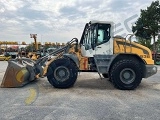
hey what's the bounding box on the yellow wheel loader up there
[1,21,157,90]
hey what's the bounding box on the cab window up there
[97,24,111,45]
[82,25,97,50]
[97,29,105,44]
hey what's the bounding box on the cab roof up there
[89,21,114,25]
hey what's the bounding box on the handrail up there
[124,30,137,53]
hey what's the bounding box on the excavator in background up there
[1,21,157,90]
[27,35,60,60]
[27,34,41,60]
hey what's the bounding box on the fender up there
[63,53,80,68]
[107,53,146,76]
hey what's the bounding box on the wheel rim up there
[120,68,135,84]
[54,66,70,82]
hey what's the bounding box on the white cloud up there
[0,0,24,11]
[0,8,5,13]
[0,0,154,43]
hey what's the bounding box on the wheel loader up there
[1,21,157,90]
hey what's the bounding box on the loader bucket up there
[1,59,36,88]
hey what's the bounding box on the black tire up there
[102,73,108,78]
[47,58,78,88]
[110,59,142,90]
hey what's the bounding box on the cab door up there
[80,24,97,57]
[95,24,113,55]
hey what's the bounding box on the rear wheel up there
[47,58,78,88]
[110,59,142,90]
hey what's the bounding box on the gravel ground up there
[0,61,160,120]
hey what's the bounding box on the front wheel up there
[110,59,142,90]
[47,58,78,88]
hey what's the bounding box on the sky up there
[0,0,154,44]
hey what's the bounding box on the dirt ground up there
[0,61,160,120]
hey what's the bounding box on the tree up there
[132,0,160,61]
[136,37,152,49]
[157,34,160,52]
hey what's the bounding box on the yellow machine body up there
[113,38,154,65]
[63,38,155,71]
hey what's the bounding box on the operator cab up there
[80,21,114,57]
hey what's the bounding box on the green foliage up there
[132,0,160,52]
[136,37,152,49]
[157,37,160,52]
[132,17,152,39]
[140,0,160,36]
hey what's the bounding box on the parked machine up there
[27,34,41,60]
[1,21,157,90]
[0,52,11,61]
